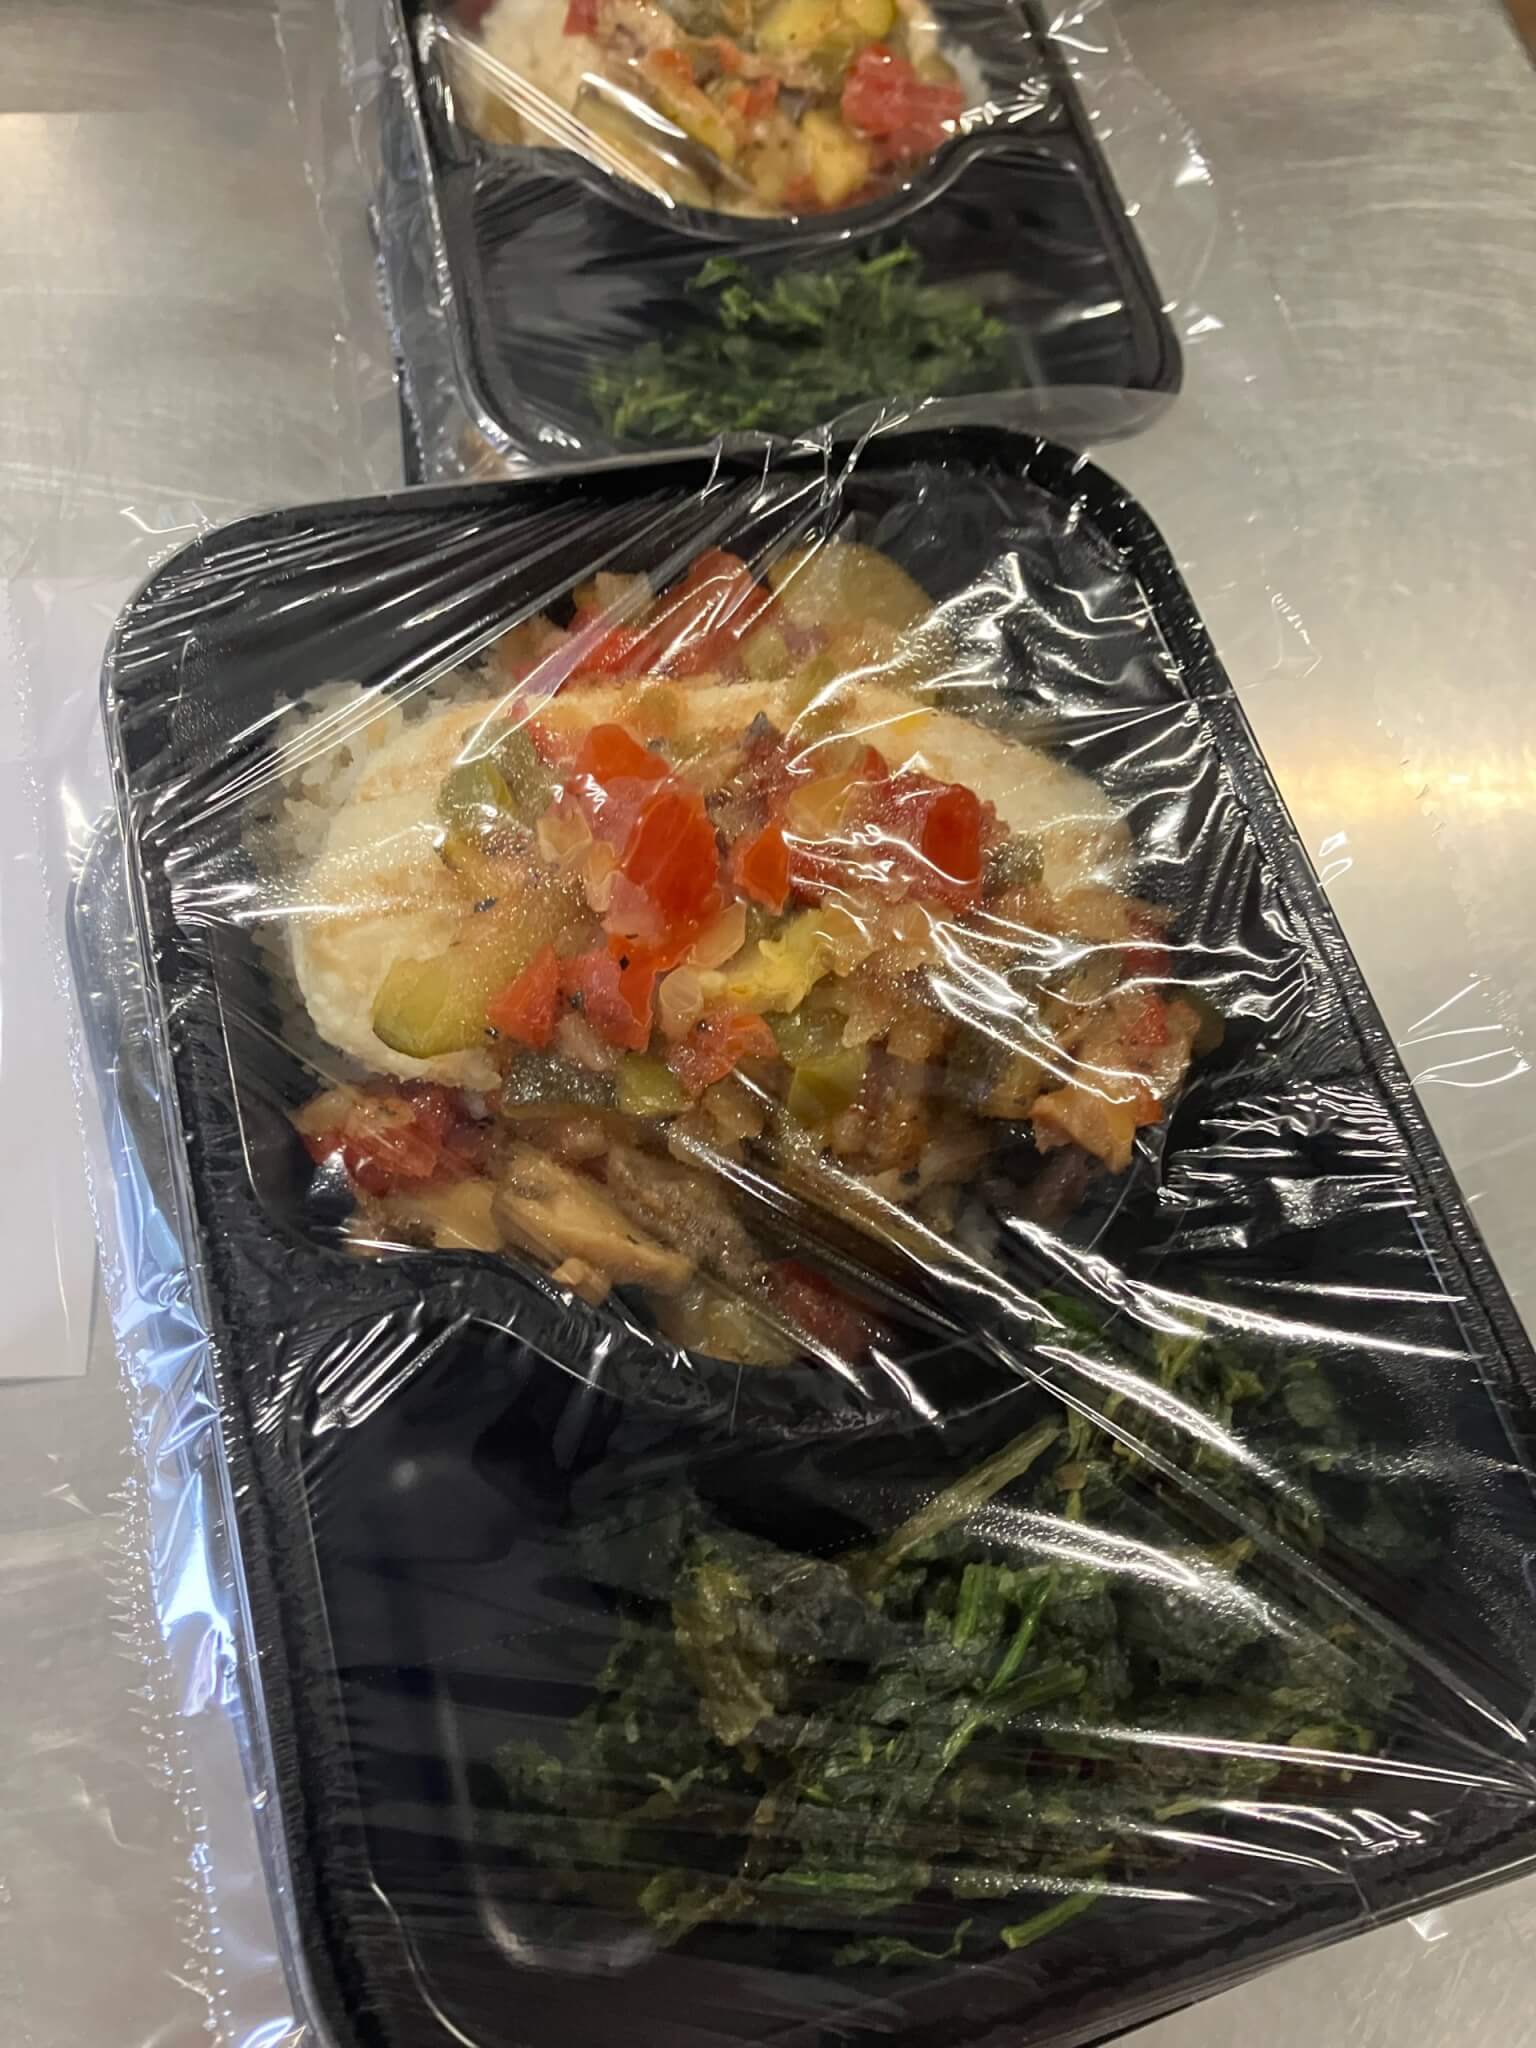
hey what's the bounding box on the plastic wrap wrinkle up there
[84,429,1536,2048]
[66,820,307,2048]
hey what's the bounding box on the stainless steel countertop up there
[1,1,1533,2043]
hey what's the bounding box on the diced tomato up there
[569,722,670,845]
[1122,941,1171,980]
[440,1120,493,1176]
[567,609,650,680]
[562,0,598,33]
[710,35,746,73]
[559,946,655,1052]
[769,1260,873,1362]
[514,716,570,767]
[574,722,669,787]
[685,546,774,622]
[301,1083,475,1197]
[609,782,722,946]
[872,770,984,909]
[638,549,774,678]
[914,778,984,906]
[486,945,561,1050]
[664,626,742,679]
[727,75,779,120]
[733,819,791,913]
[667,1008,778,1096]
[1122,990,1170,1052]
[781,758,983,911]
[1122,908,1170,981]
[840,44,964,159]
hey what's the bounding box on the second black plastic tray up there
[380,0,1181,467]
[102,431,1536,2048]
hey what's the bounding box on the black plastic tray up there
[102,431,1536,2048]
[382,0,1181,466]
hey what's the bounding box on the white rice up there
[473,0,600,142]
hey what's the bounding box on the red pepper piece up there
[486,945,561,1049]
[559,946,655,1051]
[667,1008,777,1096]
[610,782,722,945]
[733,819,791,912]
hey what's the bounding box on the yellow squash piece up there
[841,0,896,32]
[725,906,866,1015]
[799,109,873,209]
[642,55,739,166]
[574,85,715,207]
[758,0,845,53]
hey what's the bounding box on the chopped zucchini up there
[1187,989,1227,1055]
[500,1053,615,1116]
[986,833,1045,896]
[438,757,514,839]
[616,1054,690,1117]
[372,920,533,1058]
[787,1046,867,1126]
[985,1049,1050,1120]
[769,1002,847,1064]
[642,57,739,165]
[436,725,550,849]
[724,906,848,1014]
[740,625,794,682]
[574,85,715,207]
[490,725,553,817]
[372,878,574,1058]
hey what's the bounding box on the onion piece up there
[657,965,725,1041]
[688,900,748,971]
[536,798,593,871]
[581,839,619,914]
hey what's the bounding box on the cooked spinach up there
[588,245,1010,444]
[489,1302,1428,1965]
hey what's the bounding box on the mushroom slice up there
[492,1145,694,1300]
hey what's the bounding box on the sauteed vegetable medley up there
[454,0,981,216]
[290,539,1211,1363]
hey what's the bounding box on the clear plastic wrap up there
[329,0,1198,473]
[89,429,1536,2048]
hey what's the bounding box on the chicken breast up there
[288,698,512,1090]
